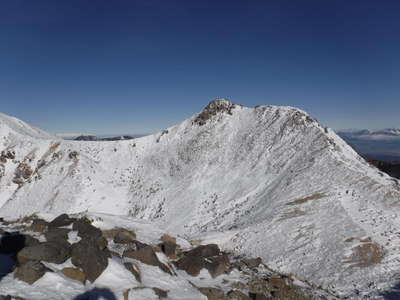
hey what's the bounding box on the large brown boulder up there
[113,228,136,244]
[205,254,230,278]
[71,236,109,283]
[48,214,75,228]
[14,261,48,284]
[185,244,220,258]
[159,241,177,259]
[123,241,172,275]
[17,241,71,265]
[44,228,70,242]
[122,241,160,267]
[72,218,102,239]
[61,267,86,283]
[175,256,205,277]
[29,219,48,233]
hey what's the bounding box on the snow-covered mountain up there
[1,99,400,298]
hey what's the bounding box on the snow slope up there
[1,100,400,298]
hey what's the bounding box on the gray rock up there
[242,257,262,269]
[48,214,75,228]
[44,228,70,242]
[185,244,220,258]
[17,241,71,264]
[205,254,230,278]
[14,261,48,284]
[71,237,109,282]
[72,218,102,239]
[123,241,160,267]
[175,255,205,277]
[113,228,136,244]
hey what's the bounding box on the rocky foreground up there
[0,213,337,300]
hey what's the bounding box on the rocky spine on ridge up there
[193,98,236,126]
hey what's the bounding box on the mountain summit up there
[0,100,399,298]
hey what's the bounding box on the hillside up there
[1,99,400,298]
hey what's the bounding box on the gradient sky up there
[1,0,399,134]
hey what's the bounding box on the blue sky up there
[1,0,399,134]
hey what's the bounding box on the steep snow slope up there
[1,100,400,298]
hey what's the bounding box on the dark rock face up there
[113,228,136,244]
[159,240,177,259]
[72,218,102,239]
[186,244,220,258]
[242,257,262,269]
[29,219,48,233]
[205,254,230,278]
[44,228,70,242]
[193,99,236,126]
[14,261,48,284]
[175,256,205,277]
[71,236,109,283]
[61,267,86,283]
[17,241,71,265]
[48,214,75,228]
[123,241,160,267]
[122,241,172,275]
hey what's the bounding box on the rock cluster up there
[0,214,335,300]
[193,99,236,126]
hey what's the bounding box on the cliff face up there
[1,100,400,298]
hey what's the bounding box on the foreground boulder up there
[123,241,160,267]
[186,244,220,258]
[175,255,205,277]
[14,261,48,284]
[48,214,75,228]
[17,241,71,264]
[61,267,86,283]
[71,235,109,282]
[44,227,70,242]
[123,241,172,274]
[29,219,48,233]
[72,218,102,239]
[113,228,136,244]
[205,254,230,278]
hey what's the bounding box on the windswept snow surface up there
[1,100,400,298]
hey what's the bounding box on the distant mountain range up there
[56,133,147,141]
[337,128,400,162]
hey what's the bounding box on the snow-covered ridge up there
[0,99,400,298]
[0,113,56,140]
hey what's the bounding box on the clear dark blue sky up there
[1,0,399,134]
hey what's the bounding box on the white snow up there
[1,100,400,298]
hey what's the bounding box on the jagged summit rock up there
[0,100,399,298]
[194,98,236,125]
